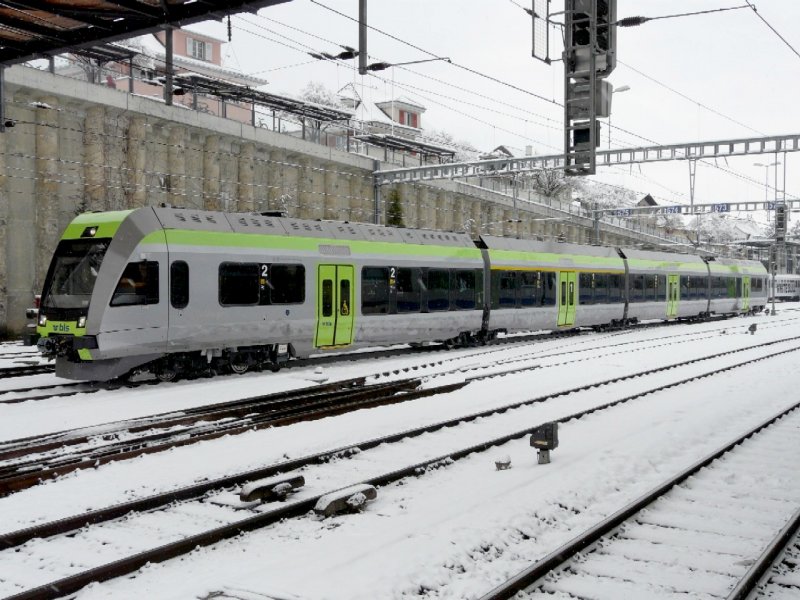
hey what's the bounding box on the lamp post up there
[608,85,630,150]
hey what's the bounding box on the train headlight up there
[77,316,86,328]
[38,314,47,327]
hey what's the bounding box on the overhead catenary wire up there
[744,0,800,61]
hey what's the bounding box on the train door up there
[315,264,355,348]
[557,271,577,327]
[666,274,679,318]
[742,276,751,311]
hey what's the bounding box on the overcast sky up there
[185,0,800,220]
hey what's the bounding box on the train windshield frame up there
[40,238,111,318]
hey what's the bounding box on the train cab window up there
[594,274,608,303]
[452,270,477,310]
[362,267,391,314]
[427,269,450,311]
[111,261,159,306]
[266,264,305,304]
[542,272,557,306]
[579,273,594,305]
[492,271,517,309]
[170,261,189,309]
[219,263,259,306]
[518,272,540,307]
[396,268,422,313]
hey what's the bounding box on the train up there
[35,207,768,382]
[768,274,800,301]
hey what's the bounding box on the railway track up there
[1,339,799,599]
[2,329,797,495]
[477,403,800,600]
[0,364,54,379]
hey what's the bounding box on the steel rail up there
[476,403,800,600]
[3,344,800,600]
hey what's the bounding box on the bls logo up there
[54,323,71,332]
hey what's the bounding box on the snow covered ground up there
[0,307,799,599]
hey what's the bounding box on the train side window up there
[268,264,305,304]
[608,274,623,303]
[736,278,743,297]
[452,269,476,310]
[645,274,657,301]
[362,267,391,314]
[340,280,350,315]
[727,277,736,298]
[579,273,594,305]
[474,269,485,308]
[656,275,666,300]
[518,271,539,307]
[219,262,259,306]
[396,267,422,313]
[111,261,159,307]
[680,276,690,300]
[594,274,608,303]
[542,272,556,306]
[322,279,333,317]
[492,271,517,309]
[427,269,450,311]
[170,261,189,309]
[632,275,645,302]
[752,278,762,292]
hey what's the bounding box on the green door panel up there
[557,271,577,327]
[315,264,355,348]
[742,276,751,311]
[667,274,679,318]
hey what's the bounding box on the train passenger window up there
[727,277,736,298]
[268,264,305,304]
[427,269,450,311]
[111,261,160,307]
[492,271,517,309]
[518,272,539,307]
[219,263,259,306]
[170,261,189,309]
[322,279,333,317]
[594,274,608,303]
[736,278,743,297]
[452,270,477,310]
[645,274,657,301]
[656,275,666,300]
[542,272,556,306]
[362,267,391,314]
[579,273,594,305]
[474,270,485,308]
[632,275,645,302]
[396,268,422,313]
[607,274,623,303]
[752,278,762,292]
[680,276,690,300]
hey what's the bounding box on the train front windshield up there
[41,239,110,315]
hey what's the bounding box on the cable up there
[744,1,800,61]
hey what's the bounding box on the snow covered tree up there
[423,129,479,162]
[300,82,342,108]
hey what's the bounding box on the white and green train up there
[36,207,768,381]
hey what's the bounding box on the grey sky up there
[186,0,800,217]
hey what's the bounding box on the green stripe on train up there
[142,229,483,260]
[61,210,135,241]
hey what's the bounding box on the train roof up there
[480,235,625,272]
[153,207,478,249]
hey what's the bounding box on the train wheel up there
[155,364,179,383]
[229,355,249,375]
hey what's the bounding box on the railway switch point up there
[314,484,377,517]
[239,475,305,502]
[530,422,559,465]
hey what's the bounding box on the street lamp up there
[608,85,630,149]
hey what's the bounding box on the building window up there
[187,38,212,62]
